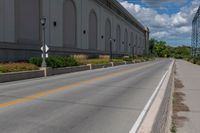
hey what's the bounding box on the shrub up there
[113,56,133,62]
[196,59,200,65]
[29,56,79,68]
[112,58,124,63]
[0,63,39,73]
[123,57,132,62]
[76,58,110,65]
[29,57,42,67]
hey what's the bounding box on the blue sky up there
[118,0,200,46]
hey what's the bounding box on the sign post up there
[40,17,48,68]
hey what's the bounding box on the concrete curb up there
[46,65,90,76]
[0,70,44,83]
[137,60,175,133]
[90,63,113,70]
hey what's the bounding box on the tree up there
[152,41,167,57]
[149,38,157,54]
[149,38,191,58]
[173,46,191,59]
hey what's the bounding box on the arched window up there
[131,32,134,55]
[116,25,121,53]
[124,29,128,53]
[16,0,40,43]
[89,10,98,50]
[63,0,76,48]
[135,35,138,55]
[105,19,111,52]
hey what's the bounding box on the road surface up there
[0,59,171,133]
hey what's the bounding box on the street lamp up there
[40,17,47,68]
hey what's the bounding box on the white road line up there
[129,70,169,133]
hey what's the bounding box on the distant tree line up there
[149,38,191,59]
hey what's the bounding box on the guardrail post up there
[40,67,47,77]
[111,62,114,67]
[87,64,92,70]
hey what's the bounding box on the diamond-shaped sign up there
[41,45,49,53]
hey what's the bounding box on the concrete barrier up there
[126,61,133,64]
[46,65,90,76]
[137,60,175,133]
[113,62,126,66]
[0,70,44,83]
[90,63,113,70]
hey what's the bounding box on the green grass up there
[171,122,177,133]
[0,63,39,73]
[173,96,176,105]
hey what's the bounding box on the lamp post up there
[41,17,47,68]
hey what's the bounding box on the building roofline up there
[98,0,148,32]
[110,0,147,31]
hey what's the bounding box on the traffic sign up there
[41,45,49,53]
[41,53,49,58]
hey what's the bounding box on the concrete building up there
[0,0,149,61]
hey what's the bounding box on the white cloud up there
[142,0,186,6]
[176,26,192,33]
[171,12,188,27]
[119,0,200,45]
[151,31,169,39]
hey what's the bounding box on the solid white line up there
[129,70,169,133]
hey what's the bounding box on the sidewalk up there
[175,60,200,133]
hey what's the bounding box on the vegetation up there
[76,58,110,65]
[149,38,191,59]
[149,38,200,65]
[0,55,154,73]
[0,63,39,73]
[187,56,200,65]
[29,56,79,68]
[76,56,154,65]
[171,122,177,133]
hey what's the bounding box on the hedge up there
[29,56,79,68]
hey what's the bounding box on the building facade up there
[0,0,149,61]
[192,5,200,57]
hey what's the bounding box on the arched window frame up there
[63,0,77,48]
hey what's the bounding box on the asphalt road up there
[0,59,172,133]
